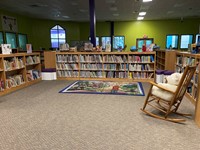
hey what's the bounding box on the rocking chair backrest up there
[172,66,196,104]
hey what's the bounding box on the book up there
[1,44,12,54]
[26,44,32,53]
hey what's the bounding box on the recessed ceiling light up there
[143,0,152,2]
[137,16,144,20]
[139,12,146,16]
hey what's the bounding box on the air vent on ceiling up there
[29,4,40,8]
[29,4,48,8]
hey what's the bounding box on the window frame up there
[0,31,4,45]
[18,33,28,50]
[166,34,179,49]
[180,34,193,49]
[113,35,125,50]
[88,36,100,46]
[50,25,66,49]
[5,32,17,49]
[101,36,111,50]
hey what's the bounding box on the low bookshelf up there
[44,51,156,82]
[0,53,42,96]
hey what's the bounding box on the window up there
[0,32,4,44]
[5,32,17,49]
[166,34,178,49]
[50,25,66,48]
[196,34,200,44]
[113,36,125,49]
[136,38,154,51]
[88,36,99,46]
[180,34,193,49]
[101,36,111,50]
[18,33,28,50]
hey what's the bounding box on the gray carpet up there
[0,80,199,150]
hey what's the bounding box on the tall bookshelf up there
[175,52,199,104]
[52,52,156,82]
[0,53,41,96]
[155,50,176,71]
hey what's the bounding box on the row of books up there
[80,71,105,78]
[79,55,103,63]
[106,71,128,78]
[0,79,4,91]
[56,69,154,79]
[129,72,154,79]
[4,57,24,71]
[80,64,103,70]
[102,55,126,63]
[57,70,79,77]
[56,55,79,63]
[56,63,79,70]
[176,56,195,66]
[56,54,155,63]
[26,70,40,81]
[26,55,40,65]
[5,74,25,89]
[129,64,153,71]
[128,55,154,63]
[56,62,153,72]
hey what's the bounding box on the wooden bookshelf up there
[195,61,200,127]
[175,52,200,127]
[32,50,45,69]
[43,51,156,82]
[0,53,41,96]
[155,50,176,71]
[44,51,56,69]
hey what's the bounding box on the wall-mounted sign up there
[1,15,18,32]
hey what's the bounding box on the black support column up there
[89,0,96,47]
[111,21,114,51]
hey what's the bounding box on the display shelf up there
[52,52,156,82]
[0,53,41,96]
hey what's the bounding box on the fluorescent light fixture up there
[143,0,152,2]
[137,16,144,20]
[139,12,146,16]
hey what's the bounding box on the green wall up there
[0,9,80,50]
[116,19,199,50]
[80,19,200,50]
[0,9,200,51]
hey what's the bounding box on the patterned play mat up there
[59,80,145,96]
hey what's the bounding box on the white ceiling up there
[0,0,200,21]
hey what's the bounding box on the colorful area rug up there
[59,81,145,96]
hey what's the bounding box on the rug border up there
[59,80,145,96]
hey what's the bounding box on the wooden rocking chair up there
[141,65,196,123]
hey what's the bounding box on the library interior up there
[0,0,200,149]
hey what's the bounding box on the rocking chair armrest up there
[149,81,176,93]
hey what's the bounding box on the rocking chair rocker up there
[141,65,196,123]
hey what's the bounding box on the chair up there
[141,65,196,123]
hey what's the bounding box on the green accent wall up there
[0,9,200,51]
[0,9,80,50]
[80,19,200,51]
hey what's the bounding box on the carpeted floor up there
[0,80,199,150]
